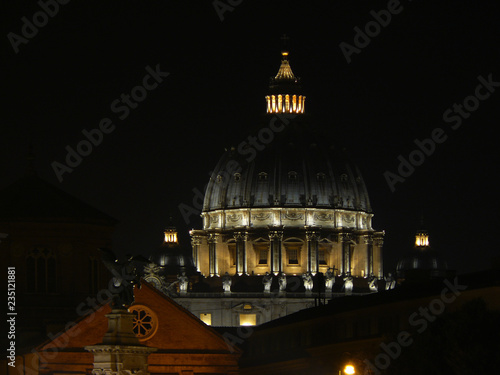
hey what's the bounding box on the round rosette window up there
[129,305,159,341]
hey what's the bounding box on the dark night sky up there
[3,1,499,274]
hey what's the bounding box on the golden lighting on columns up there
[266,94,305,114]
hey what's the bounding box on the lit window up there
[240,314,256,326]
[200,313,212,325]
[258,172,268,181]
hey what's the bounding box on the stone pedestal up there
[85,309,157,375]
[102,309,140,345]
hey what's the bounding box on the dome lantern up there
[164,227,178,244]
[266,35,306,115]
[415,230,429,247]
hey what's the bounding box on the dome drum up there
[190,227,384,279]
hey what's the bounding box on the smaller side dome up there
[149,223,196,276]
[396,228,448,282]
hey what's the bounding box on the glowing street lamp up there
[341,364,355,374]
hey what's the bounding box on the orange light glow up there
[415,232,429,247]
[344,364,355,374]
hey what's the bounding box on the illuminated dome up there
[396,229,448,281]
[191,42,384,282]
